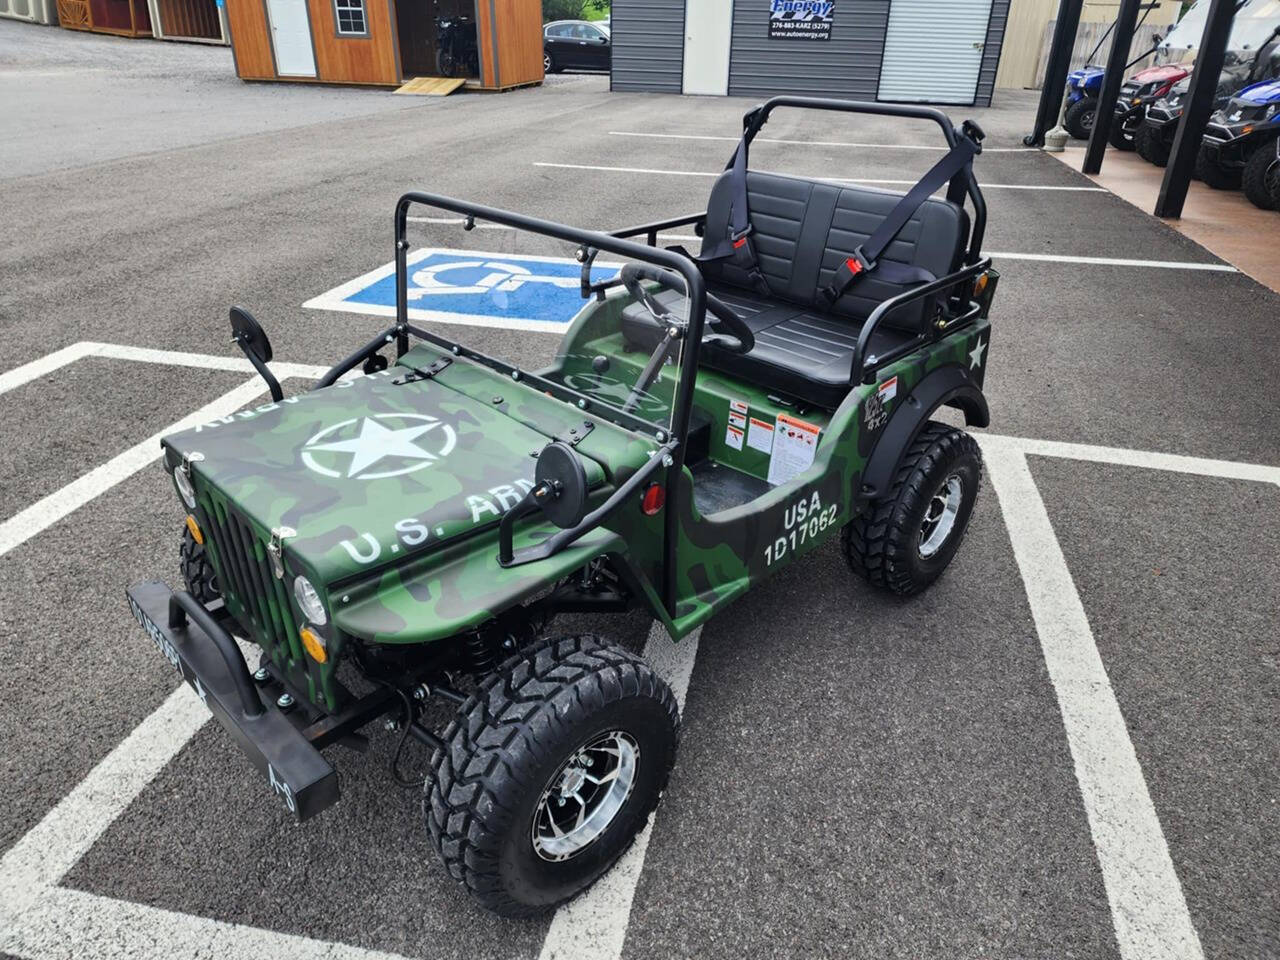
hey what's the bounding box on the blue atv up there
[1063,65,1106,140]
[1197,77,1280,208]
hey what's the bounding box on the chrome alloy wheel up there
[532,730,638,862]
[919,474,963,558]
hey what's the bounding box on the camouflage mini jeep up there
[128,97,998,916]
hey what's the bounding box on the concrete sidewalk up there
[1051,145,1280,293]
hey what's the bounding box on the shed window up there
[334,0,367,36]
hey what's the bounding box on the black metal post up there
[1082,0,1142,174]
[1024,0,1086,147]
[1156,0,1237,217]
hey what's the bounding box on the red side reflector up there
[641,484,665,516]
[844,257,863,275]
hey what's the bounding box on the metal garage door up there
[876,0,993,105]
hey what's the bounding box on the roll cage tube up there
[738,96,988,265]
[389,192,708,614]
[579,96,989,296]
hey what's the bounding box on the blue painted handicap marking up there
[303,249,621,334]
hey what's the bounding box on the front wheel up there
[1195,143,1241,190]
[1064,98,1097,140]
[436,47,457,77]
[179,526,219,604]
[1109,117,1138,151]
[426,634,679,917]
[1241,143,1280,210]
[843,422,982,596]
[543,50,558,73]
[1136,123,1171,166]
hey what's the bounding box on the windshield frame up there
[392,192,707,444]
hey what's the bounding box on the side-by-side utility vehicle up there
[1197,76,1280,207]
[126,97,999,916]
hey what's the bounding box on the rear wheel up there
[1241,143,1280,210]
[426,634,679,917]
[1064,98,1097,140]
[843,422,982,596]
[1195,143,1241,190]
[179,526,219,604]
[543,50,558,73]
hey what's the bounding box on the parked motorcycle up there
[436,15,478,78]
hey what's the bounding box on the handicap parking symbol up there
[303,248,621,334]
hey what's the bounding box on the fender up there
[860,365,989,501]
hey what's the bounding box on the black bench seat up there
[620,168,970,409]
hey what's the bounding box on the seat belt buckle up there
[847,246,875,276]
[730,225,754,250]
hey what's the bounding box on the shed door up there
[266,0,316,77]
[877,0,992,104]
[682,0,732,95]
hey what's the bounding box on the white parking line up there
[608,130,1038,153]
[985,252,1236,273]
[0,378,266,559]
[2,342,1274,960]
[984,444,1206,960]
[533,161,1109,192]
[538,623,702,960]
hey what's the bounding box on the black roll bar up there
[853,258,992,384]
[736,96,989,263]
[387,193,710,612]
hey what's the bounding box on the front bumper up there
[126,579,339,820]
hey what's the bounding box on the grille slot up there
[200,492,298,666]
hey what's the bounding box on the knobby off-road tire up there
[1195,143,1241,190]
[426,634,680,917]
[1136,123,1171,166]
[843,422,982,596]
[179,526,219,604]
[1109,119,1138,151]
[1241,143,1280,210]
[1064,98,1097,141]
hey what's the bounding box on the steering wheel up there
[620,263,754,355]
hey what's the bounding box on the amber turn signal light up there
[300,627,327,664]
[184,514,204,545]
[973,271,990,298]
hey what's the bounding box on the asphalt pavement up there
[1,18,1277,960]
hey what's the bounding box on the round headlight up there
[293,575,328,626]
[173,465,196,509]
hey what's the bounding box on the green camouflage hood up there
[162,367,604,586]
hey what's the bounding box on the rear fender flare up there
[860,365,988,502]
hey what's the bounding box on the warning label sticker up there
[747,417,774,454]
[725,423,745,451]
[878,376,898,405]
[767,413,821,486]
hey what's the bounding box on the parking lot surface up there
[1,19,1278,960]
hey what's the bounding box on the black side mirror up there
[533,441,589,529]
[229,306,282,402]
[230,306,273,364]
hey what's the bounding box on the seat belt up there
[696,137,772,297]
[820,127,982,306]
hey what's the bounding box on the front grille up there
[200,490,301,667]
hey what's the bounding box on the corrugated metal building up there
[612,0,1011,106]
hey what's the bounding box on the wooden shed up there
[56,0,152,36]
[147,0,229,43]
[224,0,542,90]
